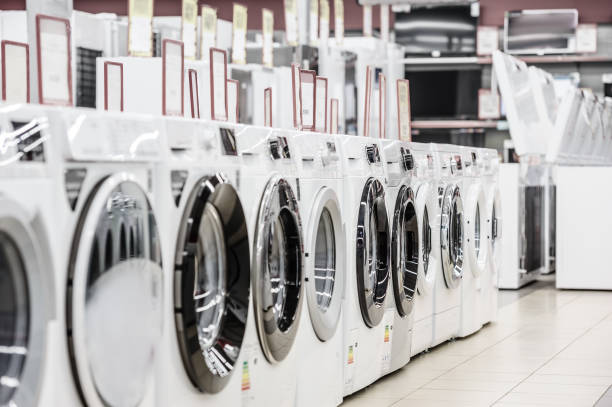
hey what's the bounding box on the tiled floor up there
[342,277,612,406]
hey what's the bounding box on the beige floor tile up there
[538,358,612,377]
[525,373,612,386]
[393,397,483,407]
[511,381,609,397]
[438,370,528,383]
[422,378,518,393]
[359,368,446,398]
[397,388,501,405]
[341,395,399,407]
[498,391,601,406]
[453,355,548,374]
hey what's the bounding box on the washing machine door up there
[391,185,419,317]
[488,187,502,274]
[466,186,488,277]
[0,201,50,407]
[174,175,249,393]
[305,188,344,342]
[67,174,163,407]
[440,184,464,289]
[415,184,433,296]
[356,178,390,328]
[252,176,304,363]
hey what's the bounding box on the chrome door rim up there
[440,184,464,289]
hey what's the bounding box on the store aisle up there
[342,278,612,407]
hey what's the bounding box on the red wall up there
[4,0,612,28]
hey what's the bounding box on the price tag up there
[232,3,248,64]
[1,41,29,103]
[162,39,184,116]
[200,6,217,60]
[315,76,328,132]
[379,73,386,138]
[262,9,274,68]
[330,98,339,134]
[334,0,344,45]
[363,5,372,37]
[320,0,330,44]
[284,0,298,46]
[182,0,198,59]
[292,63,302,129]
[36,15,72,106]
[363,66,373,137]
[309,0,318,45]
[476,26,498,56]
[264,87,272,127]
[396,79,411,141]
[300,69,316,131]
[210,48,228,121]
[380,5,389,42]
[227,79,239,123]
[104,61,123,112]
[576,24,597,54]
[188,69,200,118]
[478,89,500,120]
[128,0,153,57]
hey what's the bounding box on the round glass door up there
[174,175,249,393]
[253,176,303,363]
[475,204,481,258]
[391,186,419,317]
[314,208,335,312]
[421,207,431,280]
[0,233,28,405]
[67,177,163,407]
[356,178,390,328]
[440,184,464,289]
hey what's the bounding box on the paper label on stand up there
[478,89,500,120]
[200,6,217,60]
[380,309,394,375]
[344,328,358,393]
[227,79,239,123]
[330,98,338,134]
[309,0,319,45]
[315,76,327,132]
[397,79,411,141]
[188,69,200,118]
[284,0,298,46]
[320,0,330,43]
[262,9,274,68]
[476,26,498,56]
[334,0,344,45]
[37,15,71,105]
[264,87,272,127]
[379,73,386,138]
[1,41,29,103]
[576,24,597,54]
[292,64,302,129]
[128,0,153,56]
[181,0,198,59]
[162,40,184,116]
[210,48,228,121]
[363,5,372,37]
[104,62,123,112]
[300,70,316,130]
[232,3,248,64]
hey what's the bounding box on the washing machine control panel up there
[365,144,381,164]
[8,120,46,162]
[269,136,291,160]
[399,147,414,172]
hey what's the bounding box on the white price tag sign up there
[363,5,372,37]
[163,40,184,116]
[576,24,597,54]
[315,76,328,132]
[264,87,272,127]
[292,63,302,129]
[379,73,386,138]
[477,26,499,56]
[334,0,344,45]
[396,79,411,141]
[309,0,319,45]
[104,62,123,112]
[227,79,239,123]
[262,9,274,68]
[182,0,198,59]
[210,48,228,121]
[128,0,154,56]
[188,69,200,118]
[478,89,500,120]
[320,0,330,44]
[232,3,248,64]
[200,6,217,60]
[1,41,29,103]
[284,0,298,46]
[300,70,316,130]
[36,15,72,106]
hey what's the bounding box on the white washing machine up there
[154,117,250,406]
[235,125,305,406]
[457,147,488,338]
[379,138,418,373]
[409,143,437,357]
[290,131,345,407]
[42,107,165,407]
[0,104,56,407]
[482,149,501,325]
[338,135,391,396]
[431,144,464,347]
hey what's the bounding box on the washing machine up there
[430,144,465,347]
[604,98,612,164]
[409,143,437,357]
[457,147,488,338]
[338,135,391,395]
[40,107,165,407]
[153,117,250,406]
[481,148,501,325]
[379,138,418,373]
[0,104,57,407]
[290,131,345,407]
[234,125,305,406]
